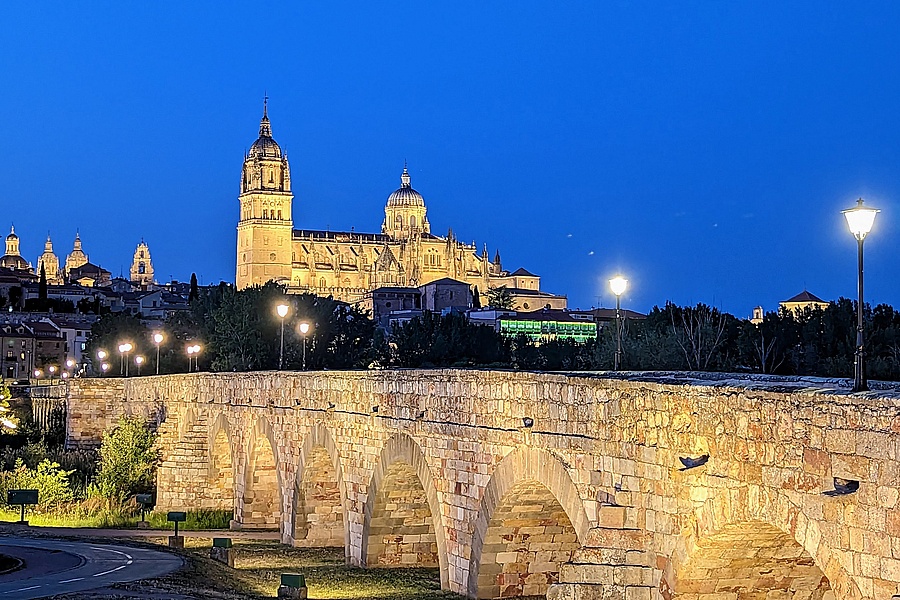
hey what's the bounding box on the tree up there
[486,285,515,310]
[38,263,47,301]
[189,273,199,303]
[95,416,158,498]
[666,302,736,371]
[86,313,149,372]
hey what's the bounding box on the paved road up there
[0,537,182,599]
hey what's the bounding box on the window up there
[410,215,417,228]
[138,262,145,274]
[319,278,326,288]
[277,209,282,219]
[139,251,144,258]
[263,209,268,219]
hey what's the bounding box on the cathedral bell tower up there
[236,99,294,289]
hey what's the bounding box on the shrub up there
[147,508,233,530]
[0,458,75,510]
[95,417,158,499]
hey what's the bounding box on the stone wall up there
[66,370,900,599]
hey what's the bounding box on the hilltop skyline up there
[3,3,900,314]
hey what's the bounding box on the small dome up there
[0,255,28,270]
[386,167,424,207]
[248,101,282,159]
[6,226,17,241]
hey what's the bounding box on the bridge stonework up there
[65,370,900,599]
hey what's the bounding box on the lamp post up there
[276,303,290,370]
[186,344,201,372]
[842,197,879,392]
[135,355,144,376]
[299,321,311,370]
[117,343,133,377]
[101,362,110,376]
[609,276,628,371]
[153,332,164,375]
[97,350,108,377]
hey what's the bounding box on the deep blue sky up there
[2,3,899,315]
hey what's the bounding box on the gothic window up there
[269,170,274,184]
[138,262,145,274]
[319,278,326,288]
[395,214,402,228]
[277,210,282,220]
[263,209,268,219]
[410,215,417,228]
[139,251,144,258]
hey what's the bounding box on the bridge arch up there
[178,405,197,441]
[289,423,348,552]
[239,415,284,529]
[467,446,591,600]
[361,432,449,588]
[666,483,859,599]
[206,412,235,512]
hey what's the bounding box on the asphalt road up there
[0,537,182,599]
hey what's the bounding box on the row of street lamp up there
[605,197,879,392]
[91,301,312,378]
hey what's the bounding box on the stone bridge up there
[65,370,900,599]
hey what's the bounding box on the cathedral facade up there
[236,104,553,305]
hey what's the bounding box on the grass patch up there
[146,508,233,530]
[145,538,458,599]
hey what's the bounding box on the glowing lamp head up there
[609,276,628,297]
[101,363,110,372]
[153,333,164,344]
[276,303,290,319]
[135,356,144,365]
[48,365,57,374]
[97,350,108,360]
[66,359,75,368]
[33,370,41,378]
[299,322,310,335]
[843,197,879,241]
[61,372,69,379]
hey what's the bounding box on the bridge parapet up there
[65,370,900,599]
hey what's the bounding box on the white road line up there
[59,577,84,583]
[92,564,127,577]
[8,585,40,592]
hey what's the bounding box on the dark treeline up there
[88,283,900,381]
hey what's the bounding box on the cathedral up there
[236,103,561,307]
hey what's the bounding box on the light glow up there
[609,276,628,297]
[276,303,290,318]
[843,198,879,241]
[153,333,164,344]
[299,322,310,335]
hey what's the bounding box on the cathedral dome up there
[248,100,282,159]
[6,227,17,241]
[386,166,425,207]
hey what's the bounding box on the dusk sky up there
[2,3,899,315]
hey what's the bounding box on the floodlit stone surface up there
[65,370,900,599]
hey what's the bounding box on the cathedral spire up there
[259,95,272,138]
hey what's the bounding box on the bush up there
[0,459,75,510]
[95,417,158,499]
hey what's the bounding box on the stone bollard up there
[168,535,184,548]
[210,537,234,568]
[277,573,308,599]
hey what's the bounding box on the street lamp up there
[299,321,311,370]
[101,362,110,375]
[135,355,144,376]
[97,350,108,377]
[276,303,290,370]
[186,344,201,372]
[609,276,628,371]
[153,332,164,375]
[48,365,57,381]
[843,197,880,392]
[117,342,133,377]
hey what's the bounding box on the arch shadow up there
[361,433,449,588]
[206,412,236,513]
[290,423,349,553]
[239,415,285,530]
[466,445,591,599]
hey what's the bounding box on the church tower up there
[37,234,62,284]
[382,164,430,240]
[130,239,154,288]
[65,232,89,276]
[236,99,293,289]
